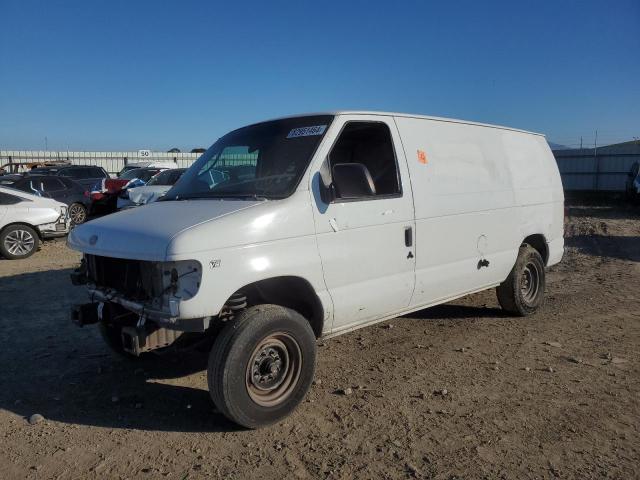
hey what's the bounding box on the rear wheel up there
[497,244,546,316]
[69,203,87,225]
[208,304,316,428]
[0,224,39,259]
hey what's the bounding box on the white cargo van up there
[68,111,564,428]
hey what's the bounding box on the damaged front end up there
[70,254,204,356]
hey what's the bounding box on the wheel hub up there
[245,333,302,407]
[69,204,86,224]
[520,262,540,303]
[251,345,287,390]
[4,229,35,256]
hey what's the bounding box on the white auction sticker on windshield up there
[287,125,327,138]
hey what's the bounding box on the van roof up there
[266,111,545,137]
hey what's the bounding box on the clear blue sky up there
[1,0,638,151]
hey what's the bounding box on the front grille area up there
[85,254,162,301]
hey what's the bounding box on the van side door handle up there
[404,226,413,247]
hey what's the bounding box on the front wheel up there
[496,244,546,316]
[208,305,316,428]
[0,224,39,259]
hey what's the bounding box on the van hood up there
[67,199,262,260]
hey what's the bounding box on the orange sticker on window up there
[417,149,427,164]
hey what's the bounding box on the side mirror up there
[332,163,376,199]
[318,158,334,203]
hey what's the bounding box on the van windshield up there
[162,115,333,201]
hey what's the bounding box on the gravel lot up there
[0,202,638,479]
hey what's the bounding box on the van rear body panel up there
[389,115,563,311]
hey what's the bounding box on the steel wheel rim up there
[520,262,540,304]
[69,204,86,224]
[246,333,302,407]
[4,229,35,256]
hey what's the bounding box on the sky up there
[0,0,638,151]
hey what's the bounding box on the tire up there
[497,244,546,316]
[69,203,87,225]
[0,224,39,260]
[208,304,317,429]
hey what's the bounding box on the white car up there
[0,186,70,259]
[69,111,564,428]
[117,168,187,209]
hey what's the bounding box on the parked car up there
[91,167,167,214]
[117,168,186,209]
[68,111,564,428]
[0,174,90,224]
[29,165,110,190]
[0,186,70,259]
[117,161,177,177]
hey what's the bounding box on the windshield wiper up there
[162,192,270,201]
[222,193,269,201]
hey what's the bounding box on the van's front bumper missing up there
[71,287,211,333]
[70,301,186,356]
[87,287,180,323]
[70,255,206,332]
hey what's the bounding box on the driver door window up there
[329,122,401,201]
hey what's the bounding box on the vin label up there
[287,125,327,138]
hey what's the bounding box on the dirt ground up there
[0,202,638,480]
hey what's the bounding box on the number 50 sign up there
[138,150,151,157]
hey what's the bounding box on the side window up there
[59,177,76,188]
[0,192,24,205]
[59,168,80,178]
[78,168,93,178]
[89,167,107,178]
[168,170,184,184]
[141,170,160,182]
[41,178,66,191]
[68,167,93,179]
[329,122,400,200]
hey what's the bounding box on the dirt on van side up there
[0,202,639,480]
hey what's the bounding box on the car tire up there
[69,203,87,225]
[496,244,546,316]
[208,304,317,429]
[0,224,39,260]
